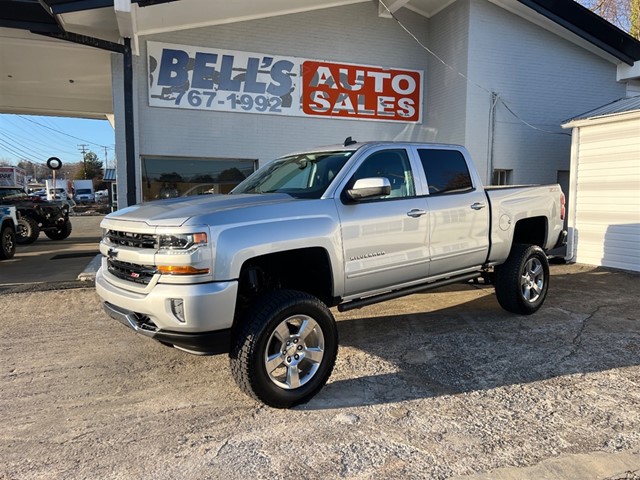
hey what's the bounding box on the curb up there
[78,254,102,282]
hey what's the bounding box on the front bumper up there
[96,265,238,351]
[103,302,231,355]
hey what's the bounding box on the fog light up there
[170,298,186,323]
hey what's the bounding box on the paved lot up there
[0,215,104,292]
[1,246,638,479]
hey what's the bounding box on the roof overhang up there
[516,0,640,66]
[0,27,114,118]
[562,108,640,128]
[562,96,640,128]
[1,0,639,119]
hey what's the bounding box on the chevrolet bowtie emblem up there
[107,248,118,259]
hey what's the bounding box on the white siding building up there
[2,0,640,207]
[563,97,640,272]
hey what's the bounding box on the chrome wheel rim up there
[521,257,544,303]
[2,231,13,254]
[264,315,325,390]
[16,223,27,239]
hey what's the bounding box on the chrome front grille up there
[106,230,157,249]
[107,259,157,285]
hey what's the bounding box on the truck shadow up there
[304,266,640,409]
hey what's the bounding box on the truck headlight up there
[158,232,207,250]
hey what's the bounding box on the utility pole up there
[103,146,109,170]
[78,144,88,179]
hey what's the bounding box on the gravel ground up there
[1,263,639,479]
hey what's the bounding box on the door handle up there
[407,208,427,218]
[470,202,486,210]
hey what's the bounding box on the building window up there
[493,169,513,185]
[141,156,257,202]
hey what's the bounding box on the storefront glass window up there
[141,156,257,202]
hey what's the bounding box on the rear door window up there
[417,149,473,195]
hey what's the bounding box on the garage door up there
[573,117,640,272]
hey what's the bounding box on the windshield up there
[0,188,28,200]
[232,150,354,199]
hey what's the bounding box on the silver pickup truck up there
[96,140,566,408]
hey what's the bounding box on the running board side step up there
[337,272,482,312]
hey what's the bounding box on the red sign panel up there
[301,60,422,123]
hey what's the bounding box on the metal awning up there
[563,96,640,125]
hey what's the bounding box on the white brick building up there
[2,0,640,207]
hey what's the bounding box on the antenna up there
[344,137,357,147]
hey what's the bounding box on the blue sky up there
[0,114,116,169]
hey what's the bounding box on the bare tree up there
[576,0,640,39]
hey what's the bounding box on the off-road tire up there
[0,225,16,260]
[44,221,72,241]
[229,290,338,408]
[494,243,549,315]
[16,216,40,245]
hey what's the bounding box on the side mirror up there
[345,177,391,201]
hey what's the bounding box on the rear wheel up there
[0,225,16,260]
[495,243,549,315]
[230,290,338,408]
[16,217,39,245]
[44,221,72,240]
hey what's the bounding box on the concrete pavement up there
[1,213,639,479]
[0,214,103,292]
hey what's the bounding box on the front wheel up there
[44,221,72,240]
[0,225,16,260]
[494,244,550,315]
[230,290,338,408]
[16,216,40,245]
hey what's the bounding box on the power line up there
[0,126,78,158]
[0,138,39,163]
[0,128,73,161]
[2,116,88,155]
[16,115,109,149]
[378,0,571,137]
[499,101,571,137]
[0,133,49,160]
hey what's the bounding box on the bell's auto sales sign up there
[148,41,422,123]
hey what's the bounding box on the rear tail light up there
[560,193,566,221]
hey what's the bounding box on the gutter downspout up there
[486,92,499,184]
[123,37,136,207]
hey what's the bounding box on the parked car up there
[0,186,73,244]
[29,189,47,200]
[48,188,68,200]
[95,190,109,202]
[73,180,95,203]
[74,189,95,203]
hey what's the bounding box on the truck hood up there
[106,193,296,227]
